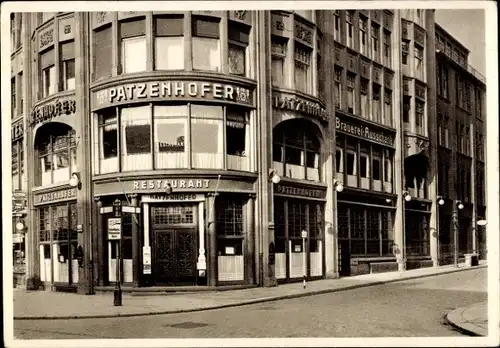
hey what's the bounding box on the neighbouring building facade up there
[8,9,487,293]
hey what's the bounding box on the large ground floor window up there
[37,202,78,284]
[405,210,431,257]
[274,197,324,280]
[95,103,253,174]
[338,203,394,257]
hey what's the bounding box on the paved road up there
[14,268,487,339]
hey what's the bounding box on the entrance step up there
[94,284,257,296]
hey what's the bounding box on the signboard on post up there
[143,246,152,274]
[108,218,122,240]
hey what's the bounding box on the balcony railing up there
[436,42,486,84]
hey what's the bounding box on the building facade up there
[9,10,486,292]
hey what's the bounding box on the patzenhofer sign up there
[93,80,254,109]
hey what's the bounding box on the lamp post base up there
[113,288,122,306]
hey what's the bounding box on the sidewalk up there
[13,261,486,320]
[446,301,488,336]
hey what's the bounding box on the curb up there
[446,307,486,337]
[14,264,487,320]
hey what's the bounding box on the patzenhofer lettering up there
[100,81,253,107]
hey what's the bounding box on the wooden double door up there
[151,205,198,285]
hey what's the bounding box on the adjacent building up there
[9,9,486,292]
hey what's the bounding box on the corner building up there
[11,10,486,292]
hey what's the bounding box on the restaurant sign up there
[34,188,76,205]
[335,116,394,146]
[93,80,253,109]
[31,99,76,126]
[274,183,326,200]
[272,92,328,123]
[133,179,211,191]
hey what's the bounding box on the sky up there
[435,9,486,76]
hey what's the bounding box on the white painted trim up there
[143,202,150,247]
[197,201,206,270]
[141,193,206,203]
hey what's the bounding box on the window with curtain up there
[154,15,184,70]
[384,89,392,127]
[60,41,75,91]
[372,84,381,123]
[93,24,112,81]
[294,43,312,94]
[12,142,19,191]
[383,30,391,67]
[360,149,369,179]
[192,17,220,72]
[346,11,354,48]
[347,72,356,114]
[271,36,287,87]
[228,21,250,76]
[384,150,393,184]
[40,48,55,98]
[99,108,118,174]
[120,19,146,74]
[226,107,250,171]
[191,104,223,169]
[121,106,152,171]
[359,16,368,57]
[360,78,368,118]
[334,66,342,108]
[154,104,187,169]
[346,150,356,176]
[37,127,76,186]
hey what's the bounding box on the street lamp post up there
[453,200,464,267]
[112,199,123,306]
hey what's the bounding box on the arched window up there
[272,119,322,182]
[35,123,77,186]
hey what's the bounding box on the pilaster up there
[207,193,217,286]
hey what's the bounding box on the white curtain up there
[154,105,188,169]
[191,105,223,169]
[121,106,152,171]
[192,37,220,72]
[155,37,184,70]
[122,37,147,74]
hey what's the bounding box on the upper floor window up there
[12,140,24,191]
[403,96,411,130]
[416,9,423,26]
[18,72,23,114]
[40,48,56,98]
[347,72,356,114]
[294,10,313,21]
[372,84,382,123]
[121,105,152,171]
[192,17,220,72]
[11,78,16,119]
[36,126,77,186]
[334,66,342,108]
[191,104,224,169]
[93,24,112,81]
[120,19,147,74]
[60,41,75,91]
[415,100,425,135]
[437,63,449,98]
[360,78,369,118]
[384,88,392,127]
[346,11,354,48]
[359,16,368,56]
[226,107,250,171]
[271,36,287,88]
[333,11,341,42]
[228,21,250,76]
[154,15,184,70]
[273,120,322,182]
[10,14,15,51]
[294,43,312,94]
[371,23,380,61]
[383,31,391,67]
[414,44,424,80]
[401,39,410,65]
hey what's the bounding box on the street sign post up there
[111,199,122,306]
[301,230,307,289]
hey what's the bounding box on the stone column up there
[112,12,118,75]
[220,12,229,74]
[92,196,101,288]
[130,194,139,287]
[184,12,192,71]
[207,193,217,286]
[145,13,153,71]
[96,197,105,286]
[75,12,93,294]
[393,10,406,271]
[245,194,256,284]
[425,10,439,266]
